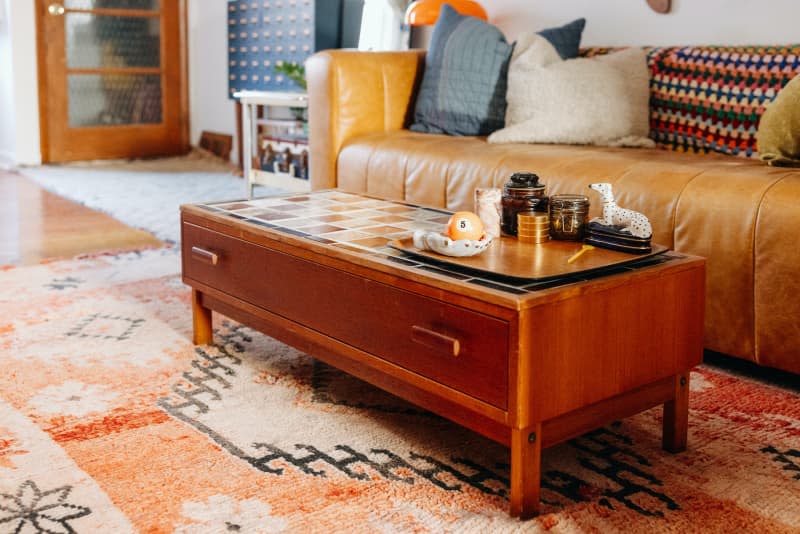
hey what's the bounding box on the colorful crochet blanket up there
[584,45,800,158]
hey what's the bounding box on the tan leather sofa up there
[306,49,800,375]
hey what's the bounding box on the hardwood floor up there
[0,169,163,266]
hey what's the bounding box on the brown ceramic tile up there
[337,219,375,229]
[388,231,412,240]
[322,230,372,242]
[351,237,391,249]
[316,214,350,222]
[361,225,406,236]
[301,224,346,235]
[394,220,446,232]
[330,195,364,203]
[380,206,417,214]
[276,217,323,228]
[325,205,358,212]
[252,210,298,221]
[217,202,253,210]
[270,204,307,212]
[286,196,310,202]
[370,215,412,223]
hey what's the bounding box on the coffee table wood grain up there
[180,191,705,519]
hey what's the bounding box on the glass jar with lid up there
[549,194,590,240]
[501,172,548,236]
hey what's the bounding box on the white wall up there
[187,0,238,164]
[485,0,800,46]
[0,0,41,166]
[0,0,15,166]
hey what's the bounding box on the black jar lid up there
[504,172,545,192]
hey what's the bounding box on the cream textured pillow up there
[488,34,654,147]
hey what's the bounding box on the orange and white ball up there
[446,211,485,241]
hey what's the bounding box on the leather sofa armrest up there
[306,49,426,191]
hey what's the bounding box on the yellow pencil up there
[567,244,595,263]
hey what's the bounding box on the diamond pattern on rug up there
[44,277,84,291]
[65,313,144,341]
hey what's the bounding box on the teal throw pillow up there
[410,7,586,136]
[537,17,586,59]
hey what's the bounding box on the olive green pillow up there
[757,75,800,167]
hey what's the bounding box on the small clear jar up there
[549,195,590,240]
[501,172,548,236]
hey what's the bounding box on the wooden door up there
[37,0,188,162]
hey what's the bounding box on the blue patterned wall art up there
[228,0,359,97]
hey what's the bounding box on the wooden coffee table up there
[181,190,704,519]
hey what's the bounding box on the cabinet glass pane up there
[68,74,162,127]
[66,13,160,68]
[65,0,159,9]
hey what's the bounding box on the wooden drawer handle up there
[191,246,219,266]
[411,325,460,357]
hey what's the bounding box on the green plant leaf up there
[274,62,306,90]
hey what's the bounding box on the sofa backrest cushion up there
[648,45,800,158]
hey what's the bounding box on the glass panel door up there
[66,13,161,68]
[67,74,162,127]
[39,0,186,161]
[64,0,159,10]
[64,6,162,127]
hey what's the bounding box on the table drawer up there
[182,222,509,409]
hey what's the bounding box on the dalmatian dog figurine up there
[588,183,652,238]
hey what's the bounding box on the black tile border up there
[415,265,472,281]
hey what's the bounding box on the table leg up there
[192,289,213,345]
[662,372,689,452]
[242,101,253,198]
[235,101,243,174]
[509,423,542,519]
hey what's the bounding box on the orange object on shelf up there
[404,0,488,26]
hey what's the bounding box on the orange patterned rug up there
[1,250,798,533]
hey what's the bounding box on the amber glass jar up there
[501,172,548,235]
[549,194,590,240]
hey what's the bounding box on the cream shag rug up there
[19,150,285,244]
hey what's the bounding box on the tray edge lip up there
[387,239,670,282]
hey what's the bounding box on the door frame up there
[35,0,190,163]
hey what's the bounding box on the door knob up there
[48,3,66,16]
